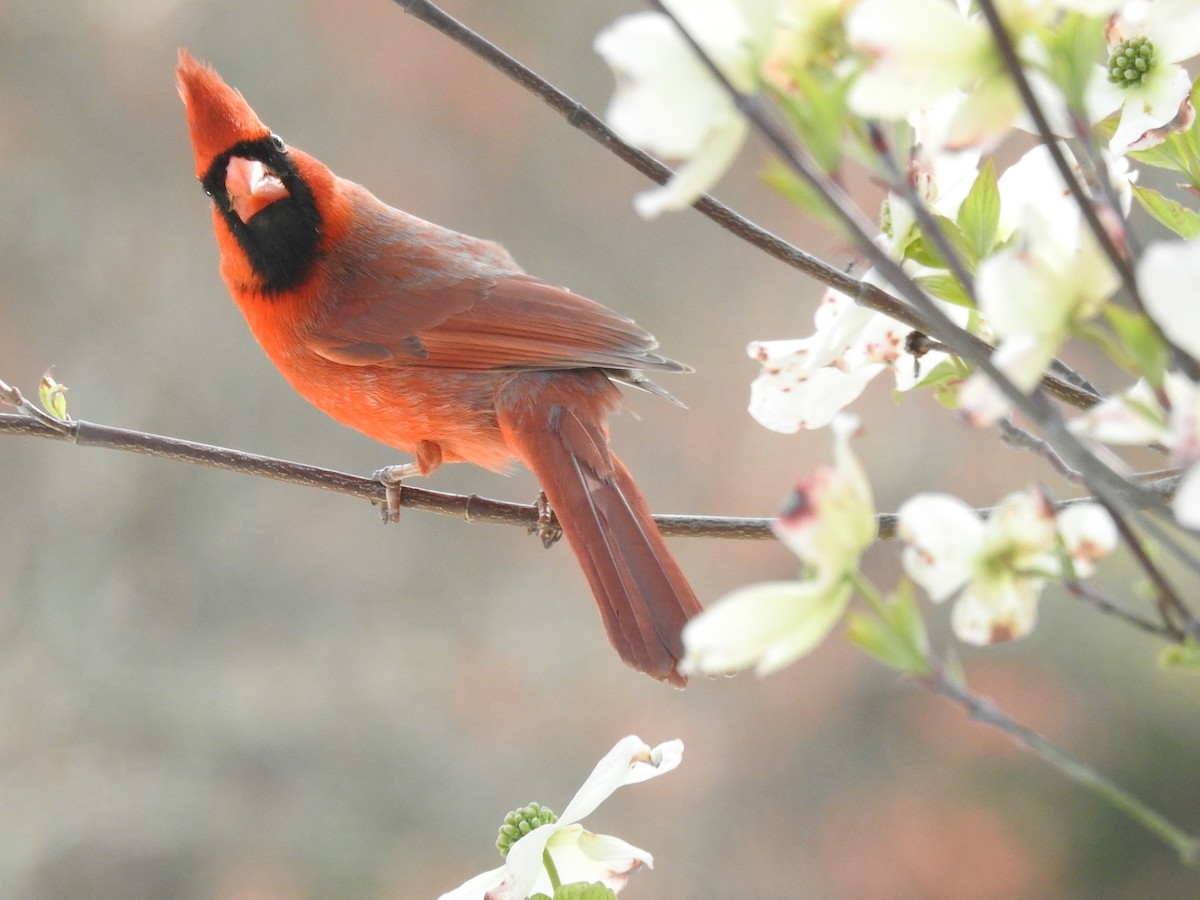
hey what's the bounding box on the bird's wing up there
[305,212,687,374]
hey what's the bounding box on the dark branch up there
[1,410,776,540]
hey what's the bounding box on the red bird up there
[176,50,702,685]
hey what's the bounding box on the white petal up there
[1139,238,1200,361]
[1057,503,1118,577]
[957,369,1012,427]
[1165,372,1200,463]
[500,823,562,900]
[1148,0,1200,64]
[596,13,732,158]
[846,0,992,119]
[558,736,684,826]
[544,827,654,892]
[1068,378,1168,445]
[633,115,748,216]
[680,579,852,676]
[1109,65,1193,153]
[897,494,985,601]
[952,574,1042,644]
[773,415,876,574]
[1173,463,1200,528]
[749,362,885,432]
[437,864,514,900]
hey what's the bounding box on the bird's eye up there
[269,133,286,152]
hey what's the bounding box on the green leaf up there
[956,158,1001,266]
[912,358,965,391]
[913,271,973,308]
[1132,184,1200,239]
[1102,304,1169,386]
[847,583,931,675]
[1160,637,1200,676]
[905,214,976,271]
[768,67,850,176]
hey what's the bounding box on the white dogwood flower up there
[898,487,1116,644]
[440,737,683,900]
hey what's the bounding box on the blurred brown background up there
[1,1,1198,897]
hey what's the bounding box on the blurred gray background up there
[2,1,1198,897]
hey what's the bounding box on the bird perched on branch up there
[177,50,702,685]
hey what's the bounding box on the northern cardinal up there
[177,50,702,685]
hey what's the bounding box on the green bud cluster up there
[496,802,559,857]
[1107,37,1157,88]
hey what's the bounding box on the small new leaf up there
[1159,636,1200,676]
[1132,184,1200,239]
[38,368,68,421]
[846,583,931,675]
[1102,305,1170,387]
[913,271,973,308]
[956,158,1001,266]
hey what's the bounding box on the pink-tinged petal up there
[951,574,1042,645]
[898,494,985,601]
[547,828,654,891]
[1173,463,1200,529]
[774,414,876,572]
[680,579,853,676]
[1057,503,1118,578]
[438,864,514,900]
[958,369,1012,428]
[1139,238,1200,362]
[1110,65,1194,153]
[558,737,683,826]
[958,334,1061,428]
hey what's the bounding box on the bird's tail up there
[497,372,702,686]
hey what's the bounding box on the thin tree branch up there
[917,660,1200,865]
[0,410,775,539]
[1063,579,1174,637]
[1095,494,1200,639]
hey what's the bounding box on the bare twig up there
[1063,579,1174,637]
[918,660,1200,865]
[0,410,776,540]
[1095,495,1200,639]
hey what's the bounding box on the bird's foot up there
[373,463,422,524]
[530,491,563,549]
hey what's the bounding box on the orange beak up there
[225,156,289,222]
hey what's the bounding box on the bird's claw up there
[530,491,563,549]
[373,463,419,524]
